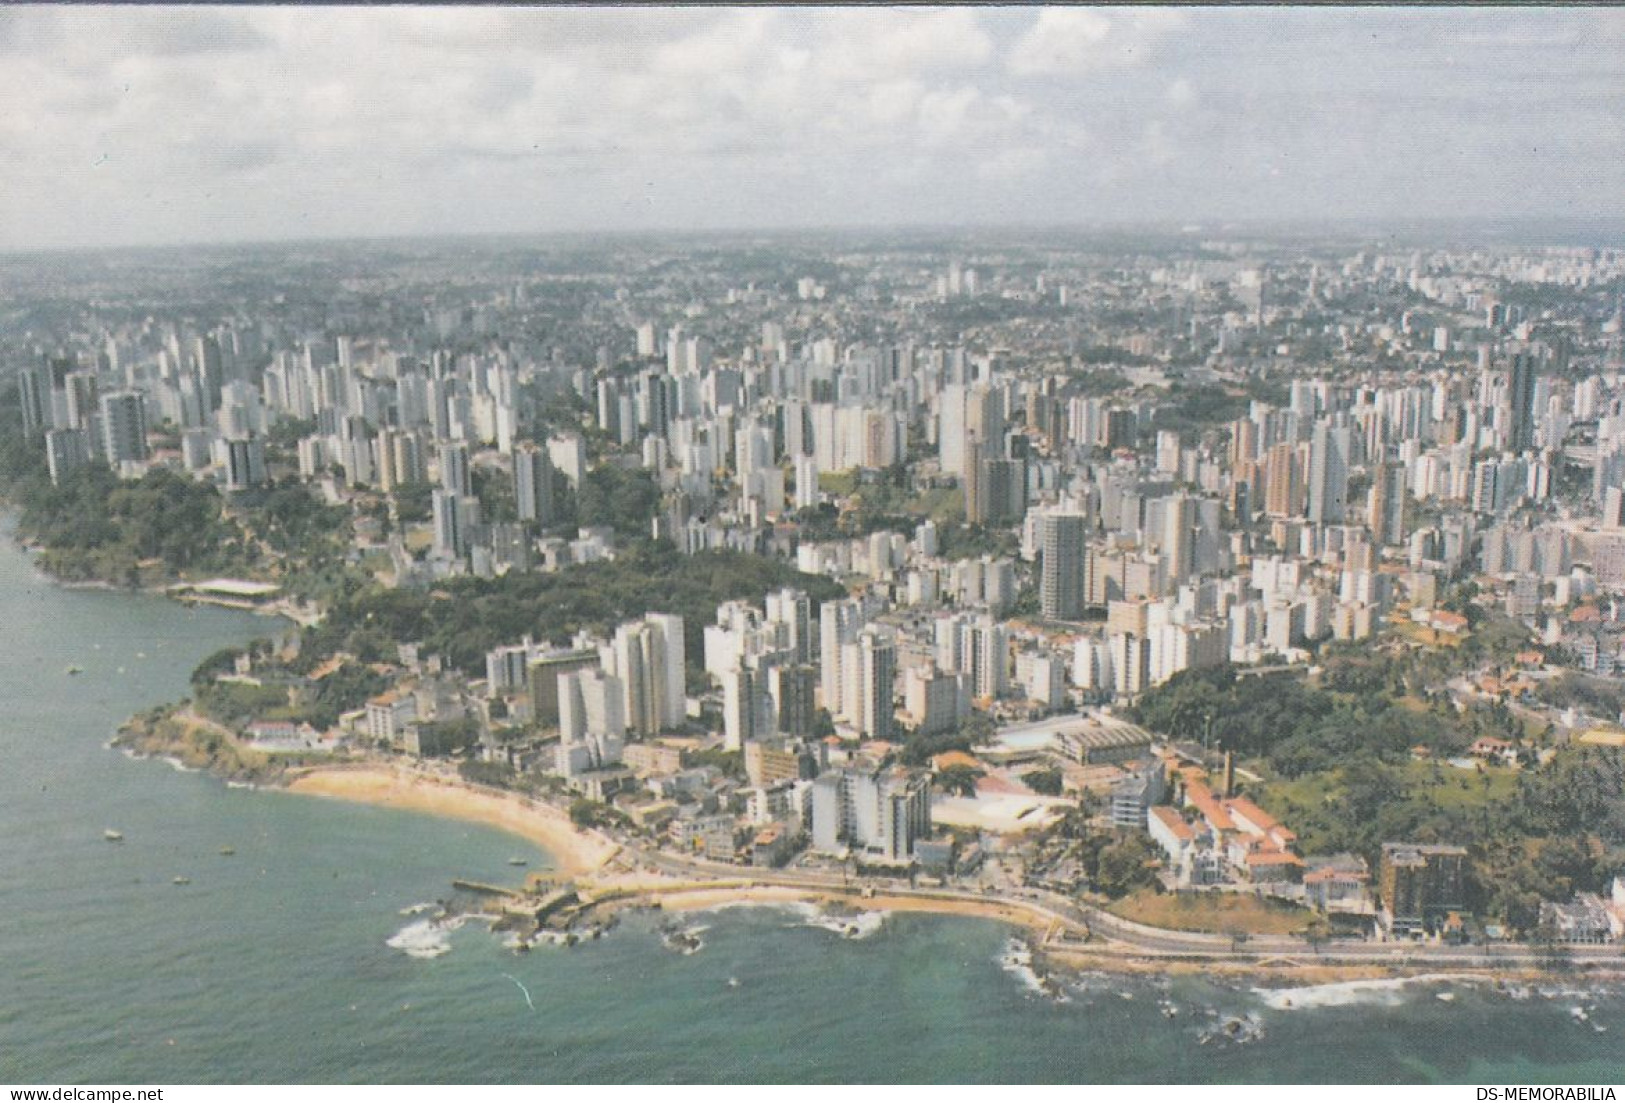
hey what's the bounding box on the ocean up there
[0,528,1621,1085]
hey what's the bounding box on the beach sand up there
[286,766,617,876]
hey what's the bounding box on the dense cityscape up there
[4,5,1625,1086]
[3,227,1624,966]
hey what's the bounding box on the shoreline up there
[276,766,1625,985]
[284,765,619,878]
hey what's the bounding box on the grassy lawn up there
[1398,759,1520,808]
[819,470,858,495]
[1256,759,1517,818]
[1391,619,1465,649]
[1105,888,1314,936]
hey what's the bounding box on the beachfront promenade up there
[600,830,1625,974]
[287,763,1625,975]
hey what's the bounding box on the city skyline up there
[1,5,1622,251]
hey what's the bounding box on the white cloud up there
[1008,9,1186,78]
[0,7,1618,249]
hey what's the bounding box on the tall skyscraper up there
[764,588,812,663]
[1040,510,1087,621]
[769,663,817,737]
[440,441,473,496]
[858,631,896,742]
[431,488,472,560]
[1307,424,1350,525]
[819,597,865,718]
[98,391,148,466]
[512,442,556,526]
[721,664,772,751]
[1161,494,1195,585]
[1264,441,1304,519]
[1368,461,1408,547]
[17,360,48,439]
[44,428,88,485]
[609,614,686,738]
[1508,353,1539,453]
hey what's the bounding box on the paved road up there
[598,832,1625,971]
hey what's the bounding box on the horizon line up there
[5,213,1625,260]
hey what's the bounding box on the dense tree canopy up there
[298,544,845,675]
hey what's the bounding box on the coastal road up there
[597,833,1625,972]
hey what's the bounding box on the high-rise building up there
[858,631,896,742]
[609,614,686,738]
[722,664,772,751]
[438,442,472,497]
[764,588,813,664]
[1263,442,1303,519]
[769,663,817,737]
[1040,510,1088,621]
[512,442,556,526]
[1307,424,1350,525]
[1378,843,1469,937]
[17,360,49,439]
[556,668,626,780]
[1161,494,1195,586]
[809,763,931,861]
[44,428,88,485]
[222,436,267,491]
[1368,461,1408,546]
[1508,353,1539,453]
[965,439,1025,525]
[431,489,476,560]
[65,371,100,432]
[98,391,149,467]
[819,597,865,718]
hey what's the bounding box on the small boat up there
[66,666,83,676]
[219,846,236,856]
[1436,992,1456,1002]
[508,857,528,867]
[172,876,191,886]
[104,829,124,842]
[727,977,740,988]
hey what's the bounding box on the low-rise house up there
[750,823,799,868]
[1540,894,1618,944]
[1239,839,1304,883]
[1302,854,1374,913]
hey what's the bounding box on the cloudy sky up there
[1,5,1621,250]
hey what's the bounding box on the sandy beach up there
[286,766,617,876]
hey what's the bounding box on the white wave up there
[660,923,708,955]
[996,937,1071,1002]
[225,780,258,790]
[399,902,439,917]
[161,756,201,774]
[804,910,886,940]
[387,919,452,959]
[1254,973,1486,1011]
[998,938,1046,996]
